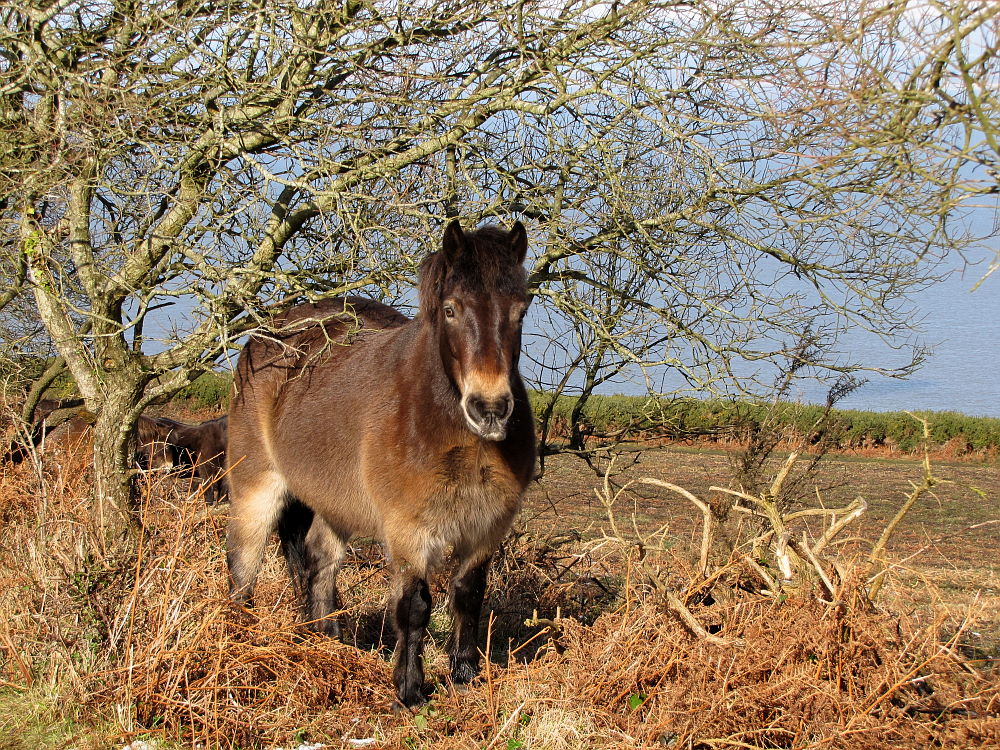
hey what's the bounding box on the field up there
[1,424,999,749]
[527,446,1000,656]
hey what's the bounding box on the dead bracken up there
[0,423,998,749]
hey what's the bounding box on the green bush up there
[173,371,233,409]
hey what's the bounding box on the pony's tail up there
[276,497,314,602]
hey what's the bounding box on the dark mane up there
[418,224,528,320]
[137,415,177,446]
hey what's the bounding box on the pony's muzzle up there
[146,448,174,471]
[464,393,514,441]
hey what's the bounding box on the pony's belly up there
[266,384,383,538]
[285,470,381,539]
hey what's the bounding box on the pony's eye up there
[444,304,456,319]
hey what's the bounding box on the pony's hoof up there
[391,694,426,713]
[227,600,257,629]
[299,616,340,641]
[450,659,480,685]
[392,681,430,711]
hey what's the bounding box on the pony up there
[142,415,229,503]
[3,401,173,471]
[2,398,85,465]
[226,220,536,707]
[135,414,179,471]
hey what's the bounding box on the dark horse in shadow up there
[141,415,229,503]
[226,220,536,708]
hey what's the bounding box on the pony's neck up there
[408,317,468,433]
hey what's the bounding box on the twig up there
[869,519,1000,582]
[595,470,740,647]
[740,553,778,594]
[634,478,714,579]
[483,701,530,750]
[773,531,793,582]
[711,485,790,547]
[484,610,496,717]
[0,623,33,687]
[810,496,868,557]
[800,531,837,601]
[768,450,799,499]
[868,414,938,600]
[640,557,742,647]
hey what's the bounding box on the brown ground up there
[523,446,1000,662]
[528,445,999,566]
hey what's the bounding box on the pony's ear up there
[509,221,527,264]
[442,219,466,265]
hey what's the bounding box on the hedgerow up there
[174,371,233,409]
[530,392,1000,455]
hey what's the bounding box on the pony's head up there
[136,416,177,471]
[420,220,529,441]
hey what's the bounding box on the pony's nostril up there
[499,395,513,419]
[468,396,488,422]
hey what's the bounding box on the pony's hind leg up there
[447,554,492,686]
[277,501,346,635]
[276,497,314,598]
[226,471,287,606]
[303,514,347,637]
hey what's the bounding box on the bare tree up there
[799,0,999,278]
[1,0,996,528]
[2,0,666,525]
[512,1,996,457]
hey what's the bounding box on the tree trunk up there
[569,369,599,452]
[91,380,144,536]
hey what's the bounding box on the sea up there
[549,261,1000,419]
[806,266,1000,418]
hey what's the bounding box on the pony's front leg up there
[389,566,432,708]
[447,556,490,685]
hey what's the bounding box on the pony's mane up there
[418,225,527,319]
[137,416,177,444]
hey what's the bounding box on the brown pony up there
[3,402,173,470]
[141,415,229,503]
[135,415,179,471]
[226,220,536,707]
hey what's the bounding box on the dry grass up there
[1,441,998,749]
